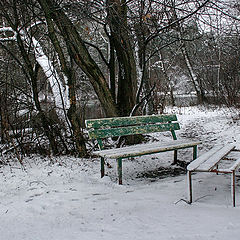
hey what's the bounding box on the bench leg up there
[117,158,123,185]
[193,145,197,160]
[216,164,219,175]
[173,150,178,164]
[101,157,105,178]
[232,170,236,207]
[188,171,193,204]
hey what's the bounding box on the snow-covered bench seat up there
[85,114,201,184]
[187,144,240,207]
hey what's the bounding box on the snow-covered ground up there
[1,106,240,240]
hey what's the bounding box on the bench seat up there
[187,144,235,172]
[187,144,240,207]
[93,140,201,159]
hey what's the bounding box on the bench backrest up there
[85,114,179,150]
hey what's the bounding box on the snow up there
[0,27,17,41]
[187,145,224,171]
[31,36,70,110]
[1,106,240,240]
[0,25,70,123]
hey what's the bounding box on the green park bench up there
[85,114,201,184]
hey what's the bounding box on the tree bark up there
[44,14,87,156]
[181,43,204,104]
[15,29,60,154]
[30,62,60,155]
[171,8,205,104]
[37,0,118,117]
[0,94,7,144]
[106,0,138,116]
[109,36,116,102]
[158,50,175,106]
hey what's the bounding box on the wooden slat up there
[88,122,180,139]
[211,169,232,173]
[195,144,235,172]
[85,114,177,129]
[229,158,240,171]
[92,140,201,159]
[187,145,224,171]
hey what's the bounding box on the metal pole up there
[188,171,193,203]
[101,157,105,178]
[232,170,236,207]
[117,158,123,185]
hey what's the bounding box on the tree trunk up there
[15,31,60,154]
[44,14,87,156]
[181,44,204,104]
[67,69,88,157]
[109,36,116,102]
[107,0,138,116]
[37,0,118,117]
[31,63,60,155]
[158,50,175,106]
[134,17,154,115]
[0,94,7,144]
[171,8,205,104]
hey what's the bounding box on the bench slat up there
[229,157,240,171]
[88,122,180,139]
[216,156,240,173]
[195,144,235,172]
[93,140,201,159]
[187,145,224,171]
[86,114,177,129]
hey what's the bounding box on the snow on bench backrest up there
[85,115,180,139]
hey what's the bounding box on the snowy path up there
[1,106,240,240]
[1,163,240,240]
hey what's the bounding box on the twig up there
[174,198,191,205]
[195,195,212,202]
[175,194,212,205]
[29,180,47,186]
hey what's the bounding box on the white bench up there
[187,144,240,207]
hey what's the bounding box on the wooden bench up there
[187,144,240,207]
[85,114,201,184]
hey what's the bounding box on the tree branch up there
[130,83,156,116]
[145,0,211,44]
[84,40,109,67]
